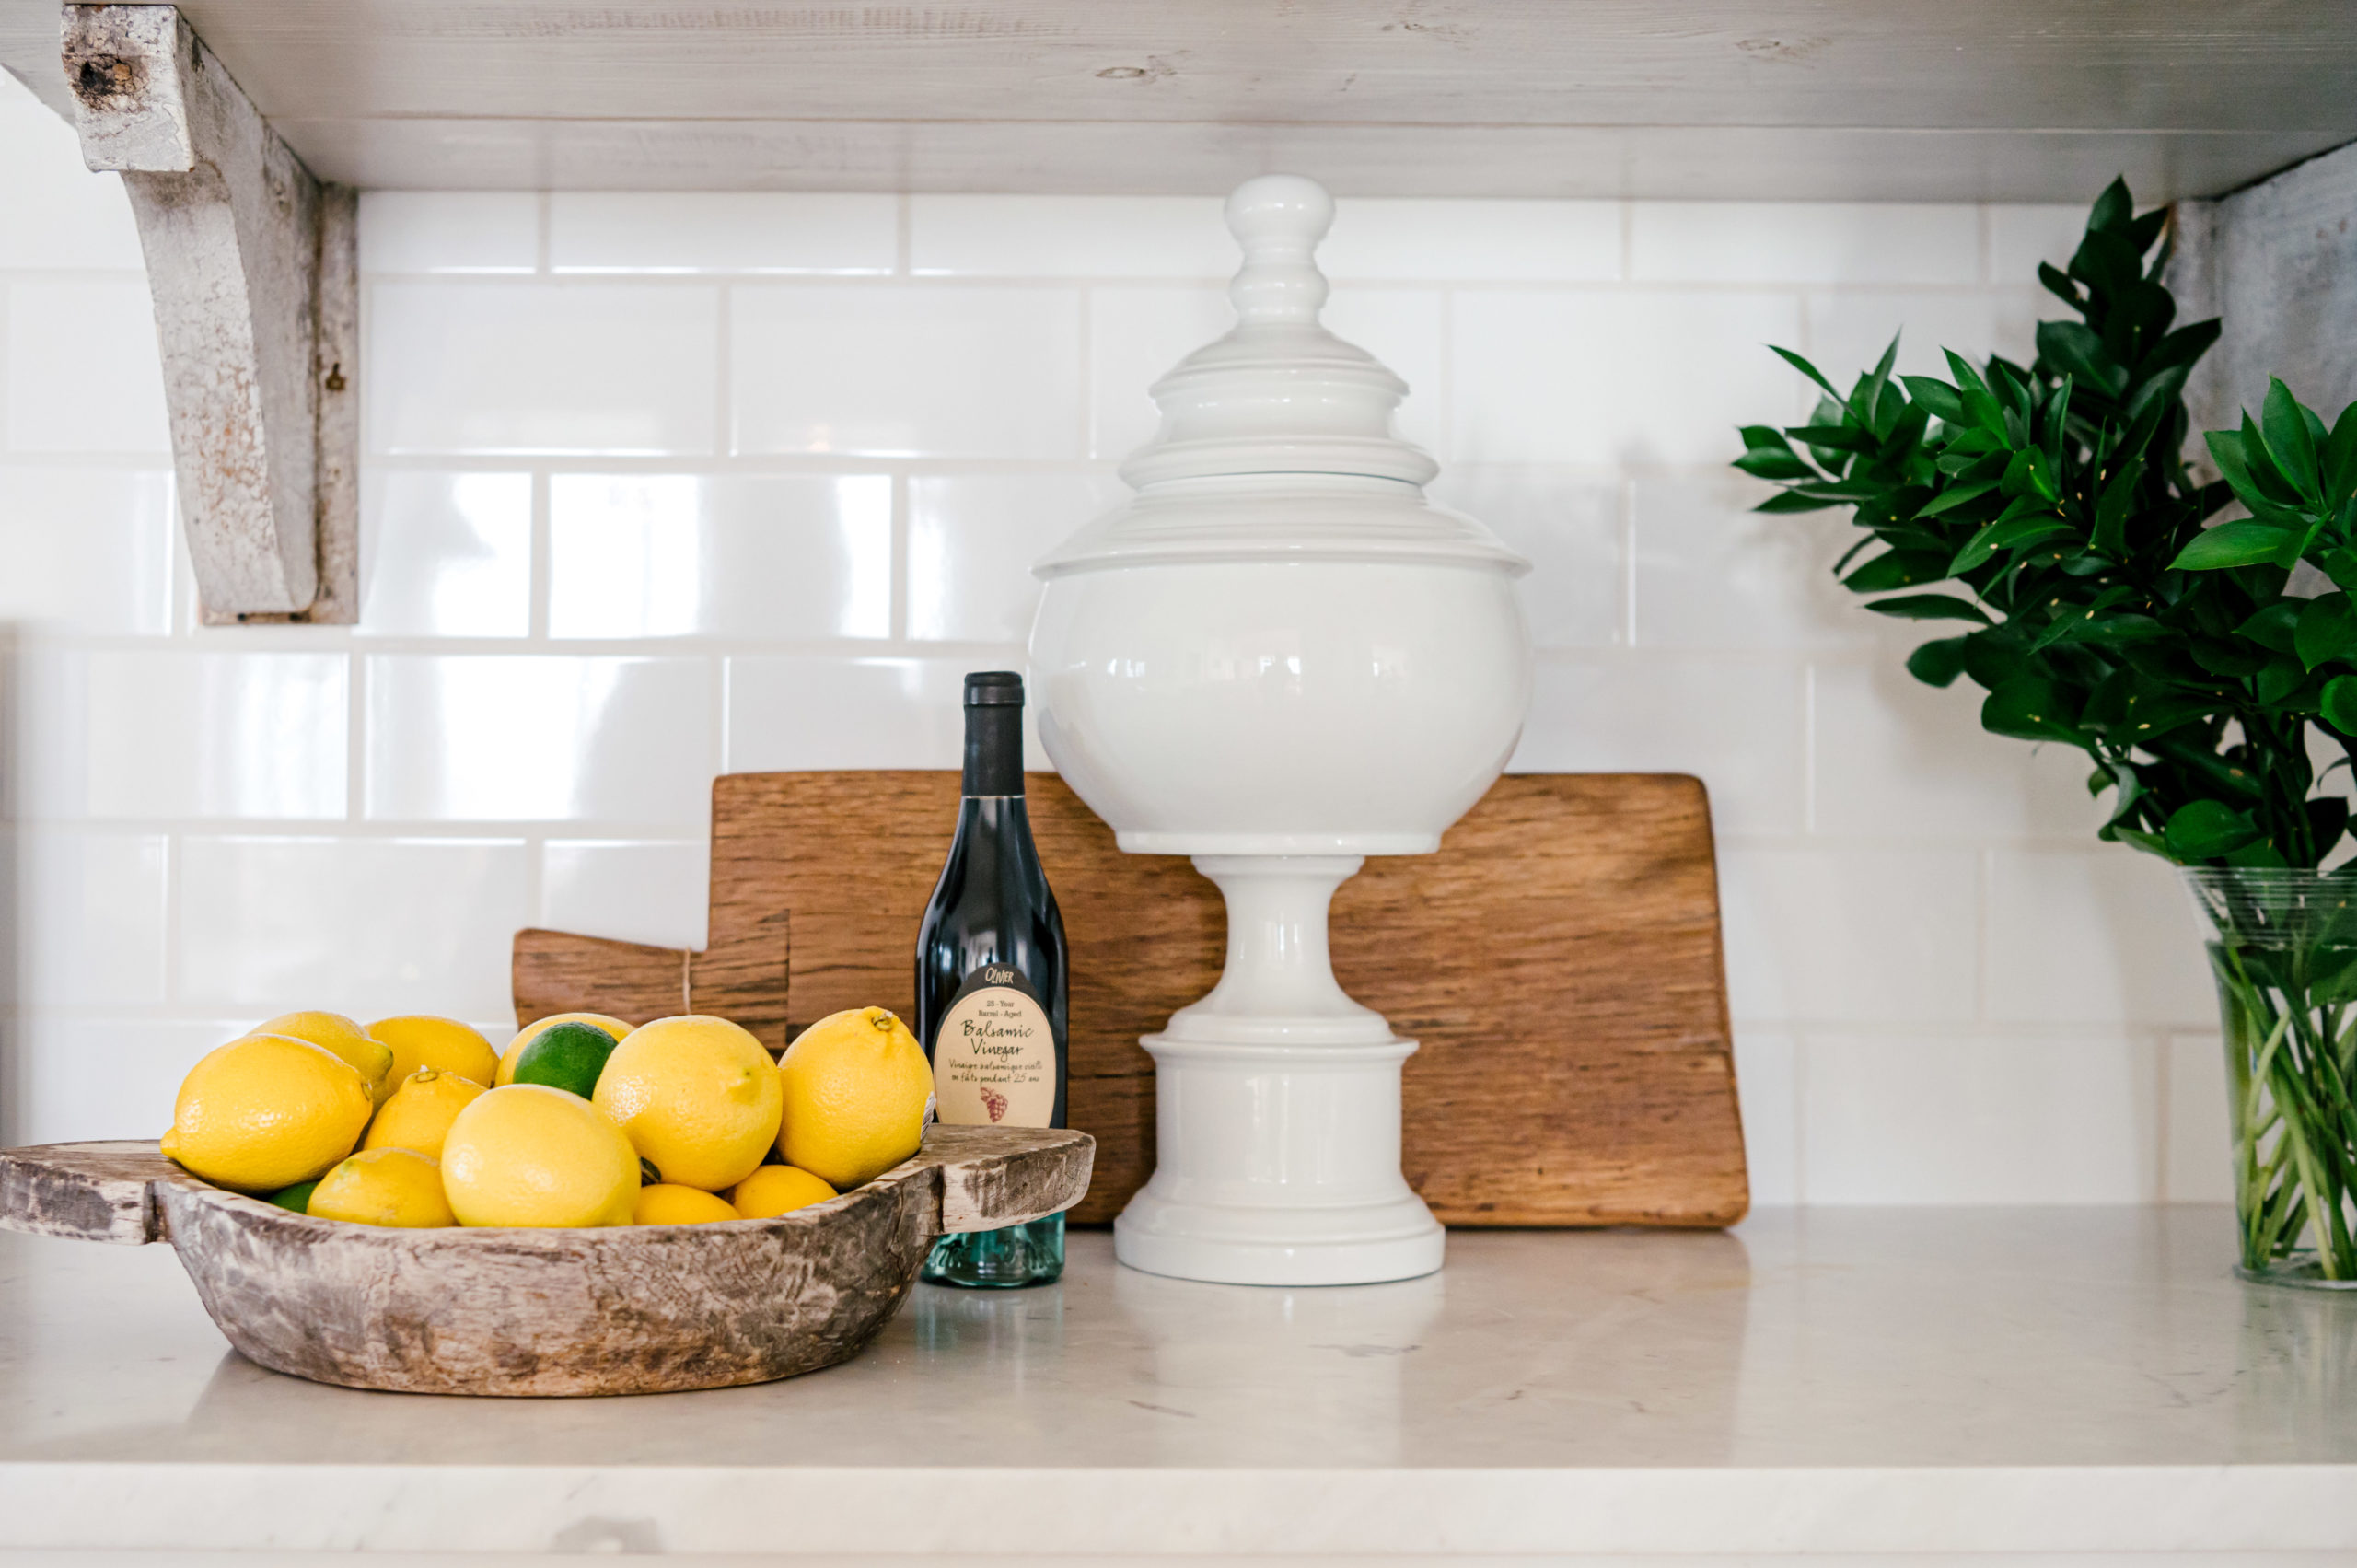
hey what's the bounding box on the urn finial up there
[1225,174,1334,327]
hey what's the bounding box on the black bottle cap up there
[965,671,1025,707]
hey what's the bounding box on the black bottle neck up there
[962,702,1024,796]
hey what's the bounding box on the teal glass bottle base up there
[922,1214,1066,1289]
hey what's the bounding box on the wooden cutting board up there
[514,772,1748,1228]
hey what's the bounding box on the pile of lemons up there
[160,1005,935,1230]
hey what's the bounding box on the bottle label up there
[932,964,1056,1128]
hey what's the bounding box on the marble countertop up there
[3,1208,2354,1558]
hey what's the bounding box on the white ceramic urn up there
[1028,174,1532,1286]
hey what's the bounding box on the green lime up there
[512,1020,621,1100]
[266,1179,319,1214]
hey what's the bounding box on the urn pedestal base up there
[1111,854,1446,1286]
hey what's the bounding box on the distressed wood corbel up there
[62,4,355,622]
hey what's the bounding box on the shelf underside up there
[5,0,2353,199]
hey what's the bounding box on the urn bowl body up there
[1030,546,1530,856]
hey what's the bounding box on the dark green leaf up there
[2295,592,2357,670]
[2165,799,2262,861]
[1735,447,1817,482]
[1951,503,2072,574]
[2189,636,2268,678]
[1916,477,2004,519]
[1981,676,2083,743]
[2224,840,2292,870]
[1786,424,1878,455]
[2168,520,2298,571]
[1769,345,1841,401]
[1844,550,1951,592]
[1898,376,1967,424]
[2036,319,2119,390]
[1864,594,1992,623]
[1907,635,1969,687]
[2308,796,2351,862]
[2090,458,2142,559]
[1756,490,1842,515]
[2236,601,2302,655]
[2324,675,2357,735]
[2261,377,2322,501]
[2258,655,2309,705]
[1942,349,1990,395]
[2324,400,2357,505]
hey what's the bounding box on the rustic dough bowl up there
[0,1125,1092,1397]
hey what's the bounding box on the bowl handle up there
[908,1125,1097,1235]
[0,1141,184,1245]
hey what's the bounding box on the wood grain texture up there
[516,772,1746,1228]
[0,1129,1093,1396]
[7,3,2351,200]
[0,1141,181,1244]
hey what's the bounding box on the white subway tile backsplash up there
[552,192,897,274]
[1631,472,1858,649]
[364,656,714,825]
[18,830,168,1007]
[729,656,1039,772]
[14,1018,252,1145]
[1984,849,2214,1027]
[1631,203,1979,285]
[1804,288,2016,383]
[1987,204,2091,285]
[5,280,171,453]
[1320,200,1622,283]
[1426,466,1621,648]
[550,473,892,641]
[911,196,1229,277]
[0,468,174,634]
[358,192,540,274]
[0,80,143,270]
[0,133,2209,1206]
[1801,1033,2159,1203]
[22,651,347,820]
[1453,289,1805,466]
[176,835,531,1017]
[1732,1030,1799,1205]
[2164,1032,2234,1203]
[1717,846,1980,1025]
[541,839,712,951]
[369,282,720,455]
[732,285,1083,459]
[358,471,533,638]
[1809,661,2102,839]
[1513,658,1805,834]
[908,474,1125,644]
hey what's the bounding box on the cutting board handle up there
[1,1128,1095,1246]
[0,1141,181,1244]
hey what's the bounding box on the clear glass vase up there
[2182,867,2357,1289]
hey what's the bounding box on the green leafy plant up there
[1734,179,2357,1281]
[1736,179,2357,870]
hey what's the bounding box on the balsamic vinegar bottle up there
[916,671,1071,1288]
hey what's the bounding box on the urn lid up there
[1035,175,1526,578]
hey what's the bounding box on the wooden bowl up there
[0,1126,1092,1397]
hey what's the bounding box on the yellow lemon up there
[161,1034,373,1192]
[775,1007,932,1190]
[730,1164,837,1219]
[593,1016,783,1192]
[250,1011,395,1107]
[362,1067,487,1160]
[368,1015,498,1090]
[308,1147,456,1227]
[632,1184,739,1225]
[497,1013,633,1086]
[440,1085,640,1227]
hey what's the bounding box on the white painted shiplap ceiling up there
[4,0,2352,198]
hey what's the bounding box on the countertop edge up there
[3,1462,2355,1556]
